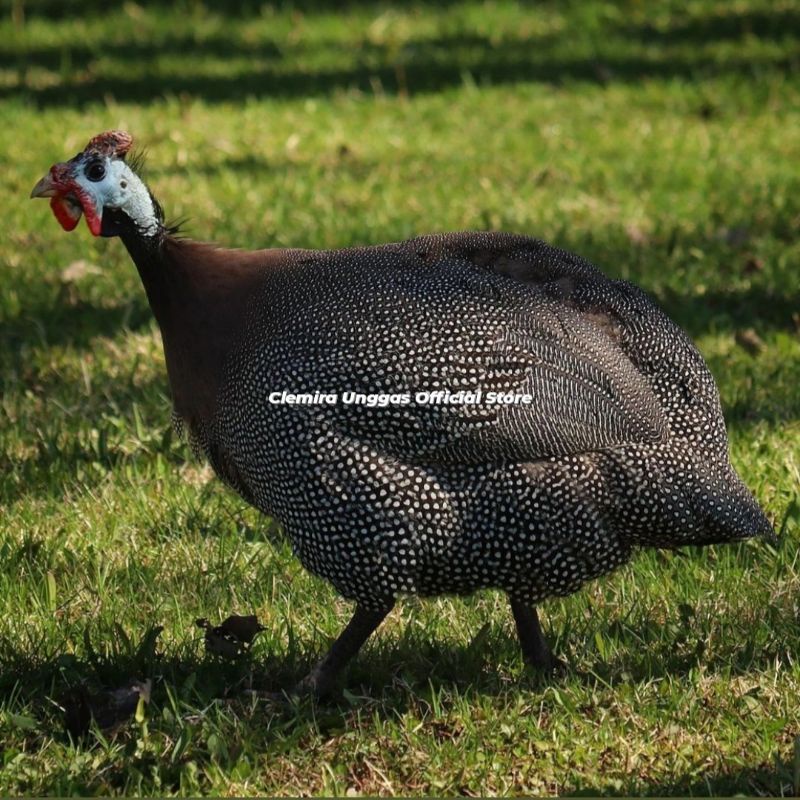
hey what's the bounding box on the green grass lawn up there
[1,0,799,795]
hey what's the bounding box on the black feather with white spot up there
[191,231,773,610]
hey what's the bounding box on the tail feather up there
[693,467,776,546]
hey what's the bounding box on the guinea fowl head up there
[30,130,161,238]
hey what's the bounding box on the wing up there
[307,233,668,466]
[324,304,665,465]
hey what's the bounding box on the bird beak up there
[30,172,59,199]
[31,164,85,232]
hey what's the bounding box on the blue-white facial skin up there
[70,154,158,237]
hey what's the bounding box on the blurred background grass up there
[0,0,799,796]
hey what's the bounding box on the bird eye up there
[85,161,106,182]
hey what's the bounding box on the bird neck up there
[118,228,279,434]
[118,225,172,330]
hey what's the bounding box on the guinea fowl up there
[32,131,774,695]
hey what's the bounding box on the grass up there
[1,0,799,795]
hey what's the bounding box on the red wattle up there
[52,181,102,236]
[84,208,102,236]
[50,196,80,231]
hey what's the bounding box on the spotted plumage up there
[33,133,774,694]
[209,231,772,611]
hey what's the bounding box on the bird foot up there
[240,665,337,706]
[525,651,568,674]
[292,664,337,699]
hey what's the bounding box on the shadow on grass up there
[627,6,800,46]
[0,590,790,721]
[19,0,473,21]
[4,2,800,108]
[6,48,795,109]
[1,625,792,796]
[0,32,285,71]
[0,545,793,787]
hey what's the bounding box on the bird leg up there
[509,599,563,672]
[293,604,393,698]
